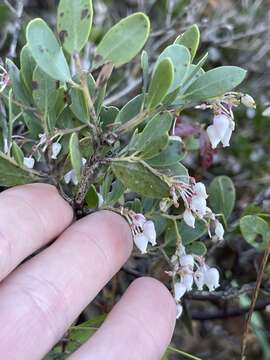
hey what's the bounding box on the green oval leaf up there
[174,24,200,61]
[147,58,174,109]
[114,94,144,125]
[208,176,236,219]
[156,44,190,92]
[141,50,149,95]
[183,66,247,100]
[26,18,71,82]
[240,215,270,251]
[32,66,59,112]
[180,219,207,245]
[95,12,150,67]
[111,160,170,199]
[159,162,188,180]
[57,0,93,54]
[69,133,82,181]
[6,59,31,105]
[12,143,24,166]
[69,73,96,123]
[85,184,99,208]
[179,53,208,95]
[135,112,173,156]
[20,45,36,94]
[147,138,184,167]
[186,241,207,256]
[0,151,42,186]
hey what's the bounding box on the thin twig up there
[240,240,270,360]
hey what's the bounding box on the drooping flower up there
[194,268,205,290]
[128,212,157,254]
[181,272,194,291]
[170,245,221,319]
[51,142,62,160]
[214,220,224,241]
[183,208,195,228]
[174,282,187,301]
[179,254,194,269]
[207,114,235,149]
[133,233,149,254]
[190,194,207,218]
[143,220,157,246]
[204,267,220,291]
[23,157,35,169]
[176,304,183,319]
[180,181,208,228]
[64,158,87,185]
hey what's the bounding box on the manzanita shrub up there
[1,0,266,352]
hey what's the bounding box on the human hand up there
[0,184,176,360]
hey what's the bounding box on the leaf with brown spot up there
[26,18,71,82]
[57,0,93,54]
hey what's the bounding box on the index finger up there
[0,183,73,281]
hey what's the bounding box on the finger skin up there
[69,277,176,360]
[0,183,73,281]
[0,210,132,360]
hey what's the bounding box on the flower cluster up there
[172,179,224,242]
[195,92,256,149]
[64,158,87,185]
[11,132,63,171]
[125,211,156,254]
[170,245,220,318]
[207,113,235,149]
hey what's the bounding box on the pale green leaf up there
[0,151,42,186]
[135,112,173,155]
[32,66,58,112]
[57,0,93,54]
[174,24,200,61]
[26,18,71,82]
[208,176,236,219]
[95,13,150,67]
[114,94,144,124]
[6,59,30,105]
[186,241,207,256]
[147,58,174,109]
[240,215,270,251]
[69,133,82,180]
[111,160,170,198]
[20,45,36,94]
[147,138,184,167]
[12,143,24,166]
[180,219,207,245]
[156,44,190,92]
[183,66,247,100]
